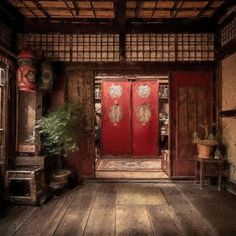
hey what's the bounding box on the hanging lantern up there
[17,49,36,92]
[39,60,54,90]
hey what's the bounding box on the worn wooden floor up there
[0,182,236,236]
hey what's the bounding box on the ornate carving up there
[137,85,151,98]
[136,104,151,125]
[109,84,122,99]
[109,104,122,125]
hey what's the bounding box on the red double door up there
[101,80,158,158]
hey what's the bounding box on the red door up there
[101,81,131,156]
[101,80,158,158]
[171,72,213,176]
[132,81,158,157]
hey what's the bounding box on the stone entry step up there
[96,158,168,179]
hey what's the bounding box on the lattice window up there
[71,34,119,62]
[18,32,215,62]
[18,34,71,62]
[126,34,175,62]
[177,33,214,61]
[126,33,214,62]
[0,21,12,48]
[221,17,236,46]
[18,33,119,62]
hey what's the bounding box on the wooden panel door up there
[132,81,159,157]
[171,72,213,176]
[101,81,131,156]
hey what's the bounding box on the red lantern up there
[17,49,36,92]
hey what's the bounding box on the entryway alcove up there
[94,74,170,179]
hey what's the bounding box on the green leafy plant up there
[36,103,85,170]
[192,120,218,145]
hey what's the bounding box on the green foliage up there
[192,121,218,145]
[36,103,84,158]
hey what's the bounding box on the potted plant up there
[36,103,84,190]
[193,121,218,158]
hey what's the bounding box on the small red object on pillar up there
[17,49,37,92]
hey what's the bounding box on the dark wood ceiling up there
[7,0,226,20]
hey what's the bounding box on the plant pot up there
[51,169,71,190]
[197,144,214,158]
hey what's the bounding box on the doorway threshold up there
[95,158,168,179]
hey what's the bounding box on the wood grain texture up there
[1,183,236,236]
[116,205,154,236]
[53,184,97,236]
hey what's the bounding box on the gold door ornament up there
[136,104,151,125]
[137,85,151,98]
[109,84,123,99]
[109,104,123,126]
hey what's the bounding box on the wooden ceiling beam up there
[72,0,79,16]
[213,0,236,24]
[15,6,219,12]
[134,0,142,17]
[115,0,126,29]
[171,0,186,18]
[18,0,38,18]
[63,0,75,18]
[197,0,213,17]
[0,0,23,29]
[151,0,159,18]
[89,0,97,18]
[31,0,51,19]
[21,18,216,34]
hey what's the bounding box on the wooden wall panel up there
[171,71,213,177]
[66,70,94,178]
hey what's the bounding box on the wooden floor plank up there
[0,205,36,236]
[116,206,154,236]
[92,183,117,210]
[147,205,185,236]
[53,184,97,236]
[161,185,218,236]
[1,183,236,236]
[40,194,73,236]
[117,184,167,206]
[83,207,116,236]
[14,193,71,236]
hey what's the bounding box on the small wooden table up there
[194,156,226,191]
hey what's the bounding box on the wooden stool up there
[5,167,46,205]
[194,156,226,191]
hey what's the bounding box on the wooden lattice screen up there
[71,34,119,62]
[18,33,215,62]
[18,33,119,62]
[0,21,12,49]
[221,17,236,46]
[176,33,214,61]
[126,33,214,62]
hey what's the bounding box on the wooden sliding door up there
[132,81,158,158]
[101,81,131,156]
[101,80,159,158]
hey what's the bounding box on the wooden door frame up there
[95,73,172,177]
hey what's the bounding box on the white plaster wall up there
[221,53,236,182]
